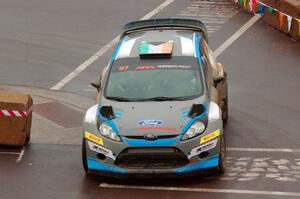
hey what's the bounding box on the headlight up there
[99,123,121,142]
[208,101,221,122]
[181,121,205,141]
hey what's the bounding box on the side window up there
[200,39,211,89]
[202,39,221,78]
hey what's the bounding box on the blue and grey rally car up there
[82,18,228,177]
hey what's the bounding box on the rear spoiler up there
[121,18,208,41]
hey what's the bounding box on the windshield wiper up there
[138,96,189,101]
[105,96,133,102]
[106,96,197,102]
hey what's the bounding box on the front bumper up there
[83,118,223,177]
[87,155,219,178]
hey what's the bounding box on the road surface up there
[0,0,300,198]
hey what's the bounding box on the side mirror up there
[213,75,224,87]
[217,62,223,68]
[91,67,108,92]
[217,62,224,76]
[91,81,101,92]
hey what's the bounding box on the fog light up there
[198,151,209,159]
[97,153,106,160]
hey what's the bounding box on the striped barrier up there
[0,107,32,118]
[0,92,33,146]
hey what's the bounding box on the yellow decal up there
[200,129,221,144]
[85,131,104,145]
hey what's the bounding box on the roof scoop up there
[100,106,115,120]
[188,104,205,118]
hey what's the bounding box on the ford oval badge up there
[137,119,164,126]
[144,134,158,141]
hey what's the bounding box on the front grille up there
[124,135,178,139]
[115,147,189,169]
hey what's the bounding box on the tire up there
[82,138,89,175]
[221,71,228,123]
[222,97,228,123]
[218,135,226,174]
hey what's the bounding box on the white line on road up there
[178,1,238,35]
[51,36,120,90]
[190,2,232,5]
[16,147,25,163]
[99,183,300,197]
[228,147,300,153]
[50,0,175,90]
[214,15,261,57]
[140,0,175,20]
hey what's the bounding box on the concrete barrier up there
[0,92,33,146]
[232,0,300,41]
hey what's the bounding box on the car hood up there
[99,96,208,137]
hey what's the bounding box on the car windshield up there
[104,56,203,101]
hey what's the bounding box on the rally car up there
[82,18,228,178]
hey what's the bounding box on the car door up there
[199,39,218,104]
[201,39,228,120]
[200,39,227,105]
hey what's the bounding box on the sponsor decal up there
[188,139,218,159]
[87,141,116,160]
[200,129,221,144]
[135,65,192,70]
[138,126,177,132]
[113,64,195,73]
[85,131,104,145]
[137,119,164,126]
[135,65,157,70]
[156,65,192,69]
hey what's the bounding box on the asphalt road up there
[1,0,300,198]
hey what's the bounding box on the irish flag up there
[140,40,173,55]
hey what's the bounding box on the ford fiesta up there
[82,18,228,178]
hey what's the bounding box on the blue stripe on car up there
[181,111,189,118]
[87,156,128,173]
[108,36,126,67]
[194,33,204,68]
[114,111,122,119]
[176,154,219,173]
